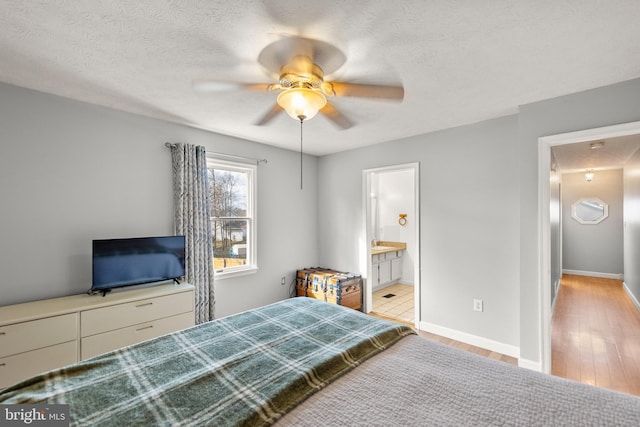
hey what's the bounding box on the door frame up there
[538,120,640,373]
[363,162,420,329]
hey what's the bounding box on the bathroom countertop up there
[371,241,406,255]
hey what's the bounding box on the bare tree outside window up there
[207,160,255,275]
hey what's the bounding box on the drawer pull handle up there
[0,332,5,336]
[136,302,153,308]
[136,325,153,332]
[0,363,5,367]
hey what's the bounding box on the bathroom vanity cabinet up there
[371,242,406,289]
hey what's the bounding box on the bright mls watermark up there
[1,404,69,426]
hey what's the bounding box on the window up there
[207,158,257,278]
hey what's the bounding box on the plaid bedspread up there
[0,297,415,426]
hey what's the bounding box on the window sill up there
[214,266,258,280]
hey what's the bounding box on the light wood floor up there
[369,312,518,366]
[369,296,518,366]
[417,329,518,365]
[552,274,640,396]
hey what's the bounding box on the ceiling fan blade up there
[254,103,284,126]
[320,102,354,130]
[325,82,404,101]
[193,80,274,93]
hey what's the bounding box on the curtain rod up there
[165,143,267,164]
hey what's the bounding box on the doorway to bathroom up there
[363,163,420,328]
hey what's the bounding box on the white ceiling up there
[1,1,640,156]
[552,134,640,174]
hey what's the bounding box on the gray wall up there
[623,149,640,308]
[318,116,521,348]
[3,75,640,365]
[561,169,623,276]
[0,83,318,317]
[318,77,640,364]
[518,78,640,363]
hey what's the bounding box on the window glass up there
[207,159,257,277]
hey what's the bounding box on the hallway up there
[552,274,640,396]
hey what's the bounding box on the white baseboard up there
[623,282,640,312]
[397,280,414,286]
[419,321,520,359]
[518,358,542,372]
[562,269,623,280]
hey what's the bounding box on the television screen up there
[91,236,186,295]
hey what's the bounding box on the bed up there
[1,297,639,426]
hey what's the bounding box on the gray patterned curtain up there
[169,143,215,323]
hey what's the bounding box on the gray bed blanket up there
[278,334,640,426]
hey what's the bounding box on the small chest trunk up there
[296,268,363,311]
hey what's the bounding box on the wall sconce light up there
[585,169,595,183]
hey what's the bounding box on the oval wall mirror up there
[571,198,608,224]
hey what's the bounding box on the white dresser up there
[0,283,194,389]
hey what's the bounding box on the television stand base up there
[86,289,112,297]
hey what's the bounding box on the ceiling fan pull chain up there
[299,117,304,190]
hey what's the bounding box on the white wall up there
[376,169,415,285]
[623,149,640,308]
[318,116,521,348]
[550,174,562,304]
[561,169,623,276]
[0,83,318,317]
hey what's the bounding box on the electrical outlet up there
[473,299,483,312]
[281,276,286,286]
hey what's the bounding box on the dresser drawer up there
[0,341,77,389]
[0,313,77,358]
[81,291,193,337]
[80,312,194,359]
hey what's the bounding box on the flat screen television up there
[91,235,186,296]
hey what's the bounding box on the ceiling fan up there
[193,35,404,129]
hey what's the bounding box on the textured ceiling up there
[552,134,640,174]
[1,1,640,156]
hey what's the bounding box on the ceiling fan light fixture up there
[277,87,326,121]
